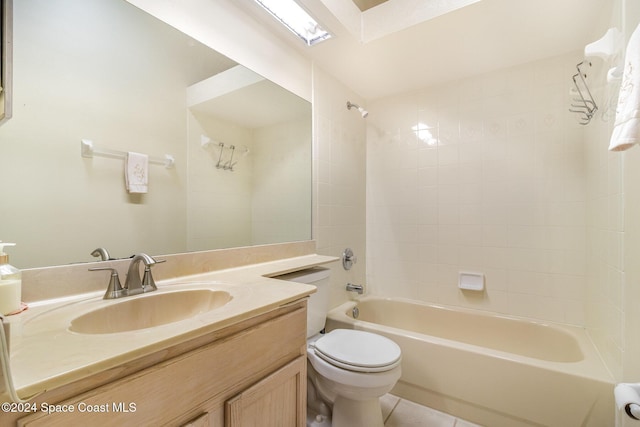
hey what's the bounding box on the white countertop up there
[4,254,337,400]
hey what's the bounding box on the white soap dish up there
[458,272,484,291]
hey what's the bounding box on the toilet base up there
[306,410,331,427]
[331,396,384,427]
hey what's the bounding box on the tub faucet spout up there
[346,283,364,295]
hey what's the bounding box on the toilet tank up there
[275,267,330,338]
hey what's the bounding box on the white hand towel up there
[125,152,148,193]
[609,23,640,151]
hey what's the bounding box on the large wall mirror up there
[0,0,312,269]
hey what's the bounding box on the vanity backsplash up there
[21,241,317,303]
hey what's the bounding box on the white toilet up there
[278,267,402,427]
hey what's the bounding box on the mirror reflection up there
[0,0,312,269]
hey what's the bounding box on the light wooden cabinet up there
[226,356,305,427]
[14,301,307,427]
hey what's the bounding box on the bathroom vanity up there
[14,301,306,426]
[0,243,337,427]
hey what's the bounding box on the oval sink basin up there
[69,289,232,334]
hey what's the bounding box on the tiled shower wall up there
[585,69,623,380]
[366,52,588,325]
[621,1,640,392]
[587,0,640,385]
[313,66,368,308]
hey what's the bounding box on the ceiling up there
[351,0,390,12]
[190,79,311,129]
[249,0,614,100]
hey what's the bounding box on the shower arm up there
[346,101,369,118]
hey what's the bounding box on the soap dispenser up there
[0,242,21,315]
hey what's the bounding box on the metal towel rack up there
[201,135,249,172]
[569,61,598,125]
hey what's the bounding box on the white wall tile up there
[367,52,590,323]
[313,67,367,308]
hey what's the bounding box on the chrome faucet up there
[90,247,111,261]
[125,253,165,296]
[346,283,364,295]
[88,253,165,299]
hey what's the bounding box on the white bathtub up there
[325,297,614,427]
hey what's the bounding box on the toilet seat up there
[313,329,401,373]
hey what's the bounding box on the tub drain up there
[352,307,359,319]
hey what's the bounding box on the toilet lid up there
[313,329,401,373]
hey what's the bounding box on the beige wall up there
[251,118,312,245]
[0,0,189,267]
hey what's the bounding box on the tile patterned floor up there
[381,394,482,427]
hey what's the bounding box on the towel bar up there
[80,139,175,168]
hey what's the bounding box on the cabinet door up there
[225,355,306,427]
[182,413,211,427]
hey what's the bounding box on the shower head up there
[347,101,368,118]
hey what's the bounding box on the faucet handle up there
[89,267,126,299]
[141,258,165,292]
[342,248,358,270]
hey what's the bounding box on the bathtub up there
[325,297,614,427]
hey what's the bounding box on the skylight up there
[253,0,332,46]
